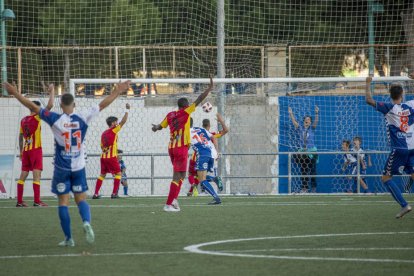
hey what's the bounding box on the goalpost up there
[2,1,414,197]
[67,76,414,196]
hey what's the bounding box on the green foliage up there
[37,0,162,46]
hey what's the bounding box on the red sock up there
[112,175,121,195]
[166,181,179,205]
[112,177,121,195]
[17,180,24,203]
[33,182,40,203]
[175,179,183,199]
[188,185,194,193]
[94,177,104,195]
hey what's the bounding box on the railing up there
[15,150,405,195]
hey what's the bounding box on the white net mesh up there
[3,0,414,95]
[2,1,414,197]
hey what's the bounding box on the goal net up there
[2,1,414,197]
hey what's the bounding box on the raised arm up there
[216,113,229,136]
[119,103,130,127]
[99,80,131,111]
[193,77,214,106]
[42,82,55,111]
[312,105,319,129]
[3,82,40,113]
[288,107,299,129]
[365,77,376,107]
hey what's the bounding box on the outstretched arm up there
[216,113,229,136]
[119,103,130,127]
[288,107,299,129]
[42,82,55,111]
[365,77,376,107]
[99,80,131,111]
[3,82,40,114]
[193,77,214,106]
[312,105,319,129]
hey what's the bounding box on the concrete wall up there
[0,95,279,198]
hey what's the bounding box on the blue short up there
[51,168,88,195]
[383,149,414,176]
[195,155,214,172]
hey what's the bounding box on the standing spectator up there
[288,106,319,193]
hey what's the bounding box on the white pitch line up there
[184,232,414,264]
[225,247,414,253]
[0,250,188,260]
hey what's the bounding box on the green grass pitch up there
[0,195,414,276]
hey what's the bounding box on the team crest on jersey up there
[56,183,66,193]
[203,163,208,169]
[398,166,405,174]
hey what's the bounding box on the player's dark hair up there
[61,93,74,106]
[342,140,351,147]
[202,119,210,128]
[389,85,403,101]
[177,97,189,109]
[32,101,41,107]
[106,116,118,127]
[117,149,123,154]
[353,136,362,143]
[190,117,193,127]
[303,115,312,122]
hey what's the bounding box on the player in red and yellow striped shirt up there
[152,77,213,212]
[17,82,55,207]
[93,103,130,199]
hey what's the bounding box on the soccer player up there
[152,77,213,212]
[351,136,371,193]
[93,103,130,199]
[341,139,355,193]
[16,82,55,207]
[288,106,319,193]
[117,149,129,196]
[187,119,200,197]
[190,117,227,205]
[365,76,412,218]
[188,113,228,196]
[3,80,130,246]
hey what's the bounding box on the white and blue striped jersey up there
[376,101,414,150]
[190,127,214,157]
[39,106,100,171]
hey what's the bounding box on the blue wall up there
[278,95,413,193]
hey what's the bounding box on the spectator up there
[288,106,319,193]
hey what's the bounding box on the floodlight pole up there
[217,0,226,188]
[1,0,15,96]
[367,0,384,76]
[1,0,7,96]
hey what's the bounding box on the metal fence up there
[14,150,414,197]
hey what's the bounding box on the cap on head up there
[177,97,189,109]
